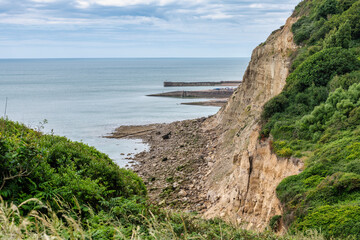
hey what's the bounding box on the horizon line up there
[0,56,250,60]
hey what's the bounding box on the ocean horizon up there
[0,58,249,167]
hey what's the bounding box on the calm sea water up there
[0,58,249,167]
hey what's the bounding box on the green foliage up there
[272,141,293,157]
[329,71,360,91]
[261,0,360,238]
[3,119,302,239]
[339,1,360,39]
[275,101,360,238]
[285,48,360,93]
[269,215,282,231]
[338,0,358,11]
[335,20,352,48]
[316,0,339,19]
[262,47,360,137]
[291,0,359,47]
[0,119,146,210]
[1,196,328,240]
[262,94,288,120]
[324,21,352,48]
[297,83,360,139]
[295,204,360,238]
[292,16,313,45]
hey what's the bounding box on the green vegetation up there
[2,0,360,239]
[1,118,312,239]
[0,119,146,208]
[261,0,360,238]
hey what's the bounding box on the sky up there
[0,0,301,58]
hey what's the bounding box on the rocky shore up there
[109,118,216,212]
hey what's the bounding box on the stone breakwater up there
[164,81,241,87]
[147,89,234,98]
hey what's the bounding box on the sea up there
[0,58,249,167]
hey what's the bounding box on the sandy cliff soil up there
[111,16,304,231]
[201,16,303,230]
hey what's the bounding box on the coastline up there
[109,117,216,211]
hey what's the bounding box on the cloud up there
[199,13,233,20]
[0,0,301,57]
[31,0,59,3]
[75,0,206,8]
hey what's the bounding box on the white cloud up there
[75,0,206,8]
[0,0,301,57]
[31,0,59,3]
[249,3,295,10]
[0,12,165,27]
[200,13,233,20]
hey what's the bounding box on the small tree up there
[324,27,338,48]
[336,20,352,48]
[317,0,339,19]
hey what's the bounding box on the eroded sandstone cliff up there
[114,14,305,232]
[202,16,303,230]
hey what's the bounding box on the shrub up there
[286,48,360,93]
[328,71,360,91]
[262,94,288,120]
[265,1,360,238]
[269,215,282,231]
[295,204,360,238]
[338,0,358,12]
[316,0,339,19]
[339,1,360,39]
[0,119,146,210]
[298,83,360,137]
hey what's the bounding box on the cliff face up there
[202,16,303,230]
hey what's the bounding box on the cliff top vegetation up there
[261,0,360,238]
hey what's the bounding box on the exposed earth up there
[108,118,216,212]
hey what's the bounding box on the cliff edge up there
[202,16,303,230]
[113,14,305,232]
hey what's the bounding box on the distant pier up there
[164,81,241,87]
[147,89,234,99]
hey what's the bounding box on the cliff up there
[201,16,303,230]
[112,0,360,236]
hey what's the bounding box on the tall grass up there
[0,197,338,240]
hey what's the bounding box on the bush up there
[262,48,360,138]
[262,94,288,120]
[286,48,360,93]
[329,71,360,91]
[269,215,282,231]
[264,1,360,238]
[298,83,360,137]
[339,1,360,39]
[295,204,360,238]
[316,0,339,19]
[0,119,146,210]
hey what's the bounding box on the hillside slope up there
[202,0,360,238]
[202,16,302,230]
[1,119,289,239]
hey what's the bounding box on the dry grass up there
[0,196,336,240]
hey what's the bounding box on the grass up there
[0,196,339,240]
